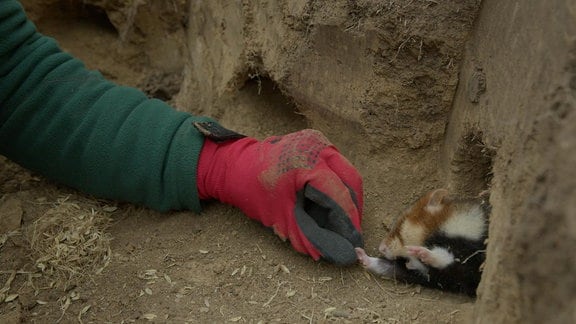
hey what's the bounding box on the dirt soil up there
[2,1,485,323]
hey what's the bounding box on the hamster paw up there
[355,248,395,277]
[406,245,454,269]
[354,247,370,267]
[406,246,432,262]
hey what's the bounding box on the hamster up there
[357,189,489,296]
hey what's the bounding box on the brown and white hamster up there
[357,189,490,296]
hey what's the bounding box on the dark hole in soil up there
[449,131,495,197]
[77,4,117,35]
[239,74,308,128]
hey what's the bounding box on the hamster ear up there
[426,189,449,211]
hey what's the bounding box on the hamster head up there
[379,189,453,260]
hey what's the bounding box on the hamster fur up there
[357,189,490,296]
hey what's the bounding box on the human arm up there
[0,0,212,212]
[0,0,364,264]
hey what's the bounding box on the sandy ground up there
[0,2,477,323]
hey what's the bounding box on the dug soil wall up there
[444,1,576,322]
[180,1,576,321]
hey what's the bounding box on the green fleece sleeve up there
[0,0,212,212]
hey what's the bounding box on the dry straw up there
[26,196,112,289]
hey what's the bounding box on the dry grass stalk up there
[25,196,112,289]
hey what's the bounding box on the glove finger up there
[293,182,364,265]
[294,194,357,265]
[304,167,363,231]
[303,182,363,247]
[321,149,364,213]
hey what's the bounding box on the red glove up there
[197,128,364,265]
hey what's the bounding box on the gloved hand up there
[196,128,364,265]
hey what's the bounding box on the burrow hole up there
[449,131,496,197]
[234,66,308,133]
